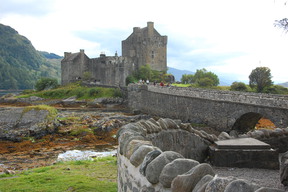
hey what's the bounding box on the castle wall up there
[122,22,167,72]
[88,56,134,86]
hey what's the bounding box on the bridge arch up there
[232,112,263,133]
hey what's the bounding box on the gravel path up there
[213,166,286,191]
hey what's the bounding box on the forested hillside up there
[0,23,61,90]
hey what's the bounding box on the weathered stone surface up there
[147,129,210,162]
[218,132,231,140]
[192,174,213,192]
[139,149,162,176]
[145,151,183,184]
[157,118,168,130]
[280,151,288,186]
[171,163,215,192]
[125,140,152,159]
[255,187,285,192]
[205,176,236,192]
[159,158,199,188]
[130,145,156,167]
[224,179,254,192]
[0,107,58,141]
[140,186,155,192]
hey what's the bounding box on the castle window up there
[151,51,154,59]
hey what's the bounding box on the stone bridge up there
[127,84,288,133]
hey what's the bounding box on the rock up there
[145,151,183,184]
[229,130,238,138]
[205,176,236,192]
[163,118,179,129]
[280,151,288,186]
[0,107,58,141]
[130,145,156,167]
[192,174,213,192]
[224,179,254,192]
[124,140,152,159]
[139,149,162,176]
[159,158,199,188]
[218,132,231,140]
[157,118,168,130]
[118,131,145,155]
[255,187,285,192]
[171,163,215,192]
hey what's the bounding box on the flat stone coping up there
[215,138,271,150]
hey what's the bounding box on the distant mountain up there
[0,23,61,90]
[167,67,194,82]
[278,82,288,88]
[167,67,232,86]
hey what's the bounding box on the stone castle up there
[61,22,167,86]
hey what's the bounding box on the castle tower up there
[122,22,167,71]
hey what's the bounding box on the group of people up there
[138,79,170,87]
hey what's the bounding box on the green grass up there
[0,157,117,192]
[17,83,122,100]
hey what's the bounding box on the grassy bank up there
[18,83,122,100]
[0,156,117,192]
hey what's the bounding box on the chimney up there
[64,52,72,58]
[147,21,154,37]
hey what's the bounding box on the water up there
[0,90,21,97]
[57,150,117,162]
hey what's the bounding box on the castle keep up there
[61,22,167,86]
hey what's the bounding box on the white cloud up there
[1,0,288,83]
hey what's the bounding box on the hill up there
[0,23,61,90]
[278,82,288,88]
[168,67,232,86]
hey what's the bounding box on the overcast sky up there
[1,0,288,84]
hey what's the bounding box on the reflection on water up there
[57,149,117,162]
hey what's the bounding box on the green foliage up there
[249,67,273,93]
[19,83,122,100]
[126,64,172,85]
[35,78,59,91]
[230,81,249,92]
[181,74,194,84]
[263,85,288,94]
[83,72,92,81]
[181,68,219,87]
[0,24,61,90]
[0,157,117,192]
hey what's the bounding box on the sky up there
[1,0,288,84]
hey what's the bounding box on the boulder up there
[280,151,288,186]
[192,174,214,192]
[159,158,199,188]
[0,106,58,141]
[130,145,156,167]
[145,151,183,184]
[224,179,255,192]
[124,140,152,159]
[205,176,236,192]
[171,163,215,192]
[140,149,162,176]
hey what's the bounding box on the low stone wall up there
[117,118,285,192]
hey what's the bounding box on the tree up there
[193,68,219,87]
[181,74,194,84]
[35,78,59,91]
[230,81,249,92]
[249,67,273,93]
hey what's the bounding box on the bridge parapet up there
[148,85,288,109]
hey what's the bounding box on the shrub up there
[35,78,59,91]
[230,81,249,92]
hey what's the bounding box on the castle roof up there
[62,52,80,62]
[124,22,163,41]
